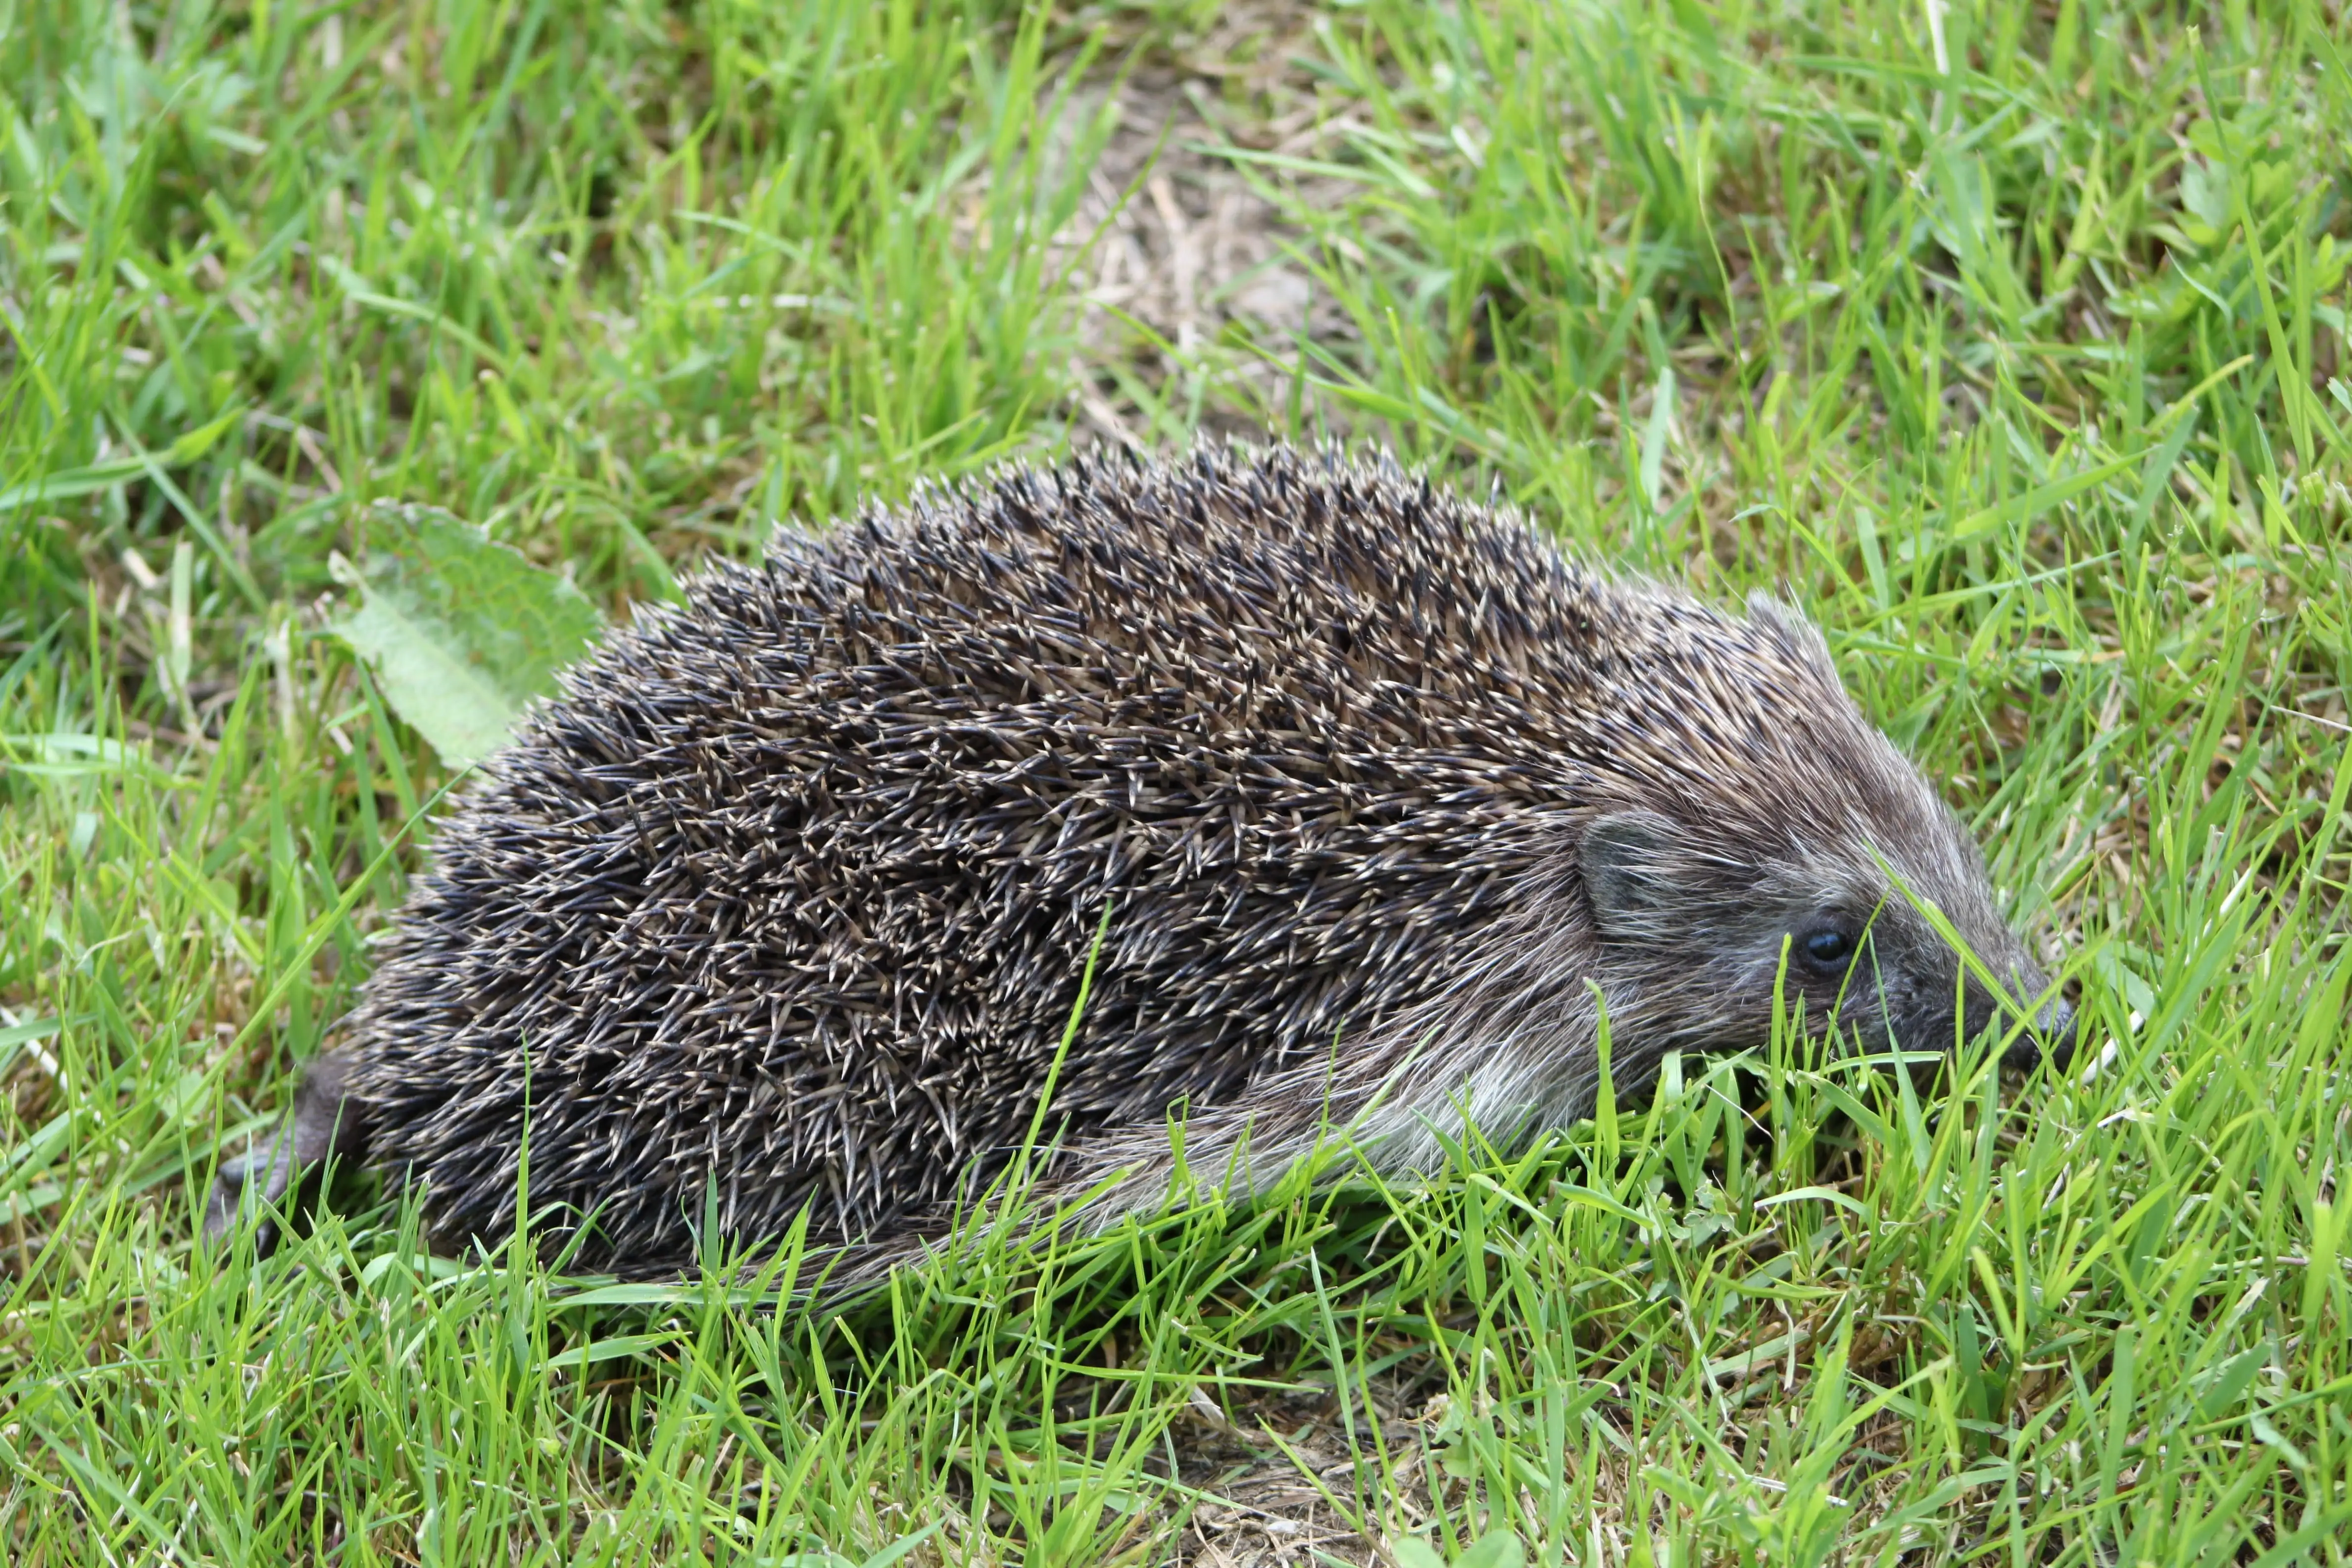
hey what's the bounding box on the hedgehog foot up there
[204,1050,369,1252]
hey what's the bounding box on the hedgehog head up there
[1572,592,2072,1073]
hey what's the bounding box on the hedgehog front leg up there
[203,1050,370,1250]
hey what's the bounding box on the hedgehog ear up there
[1581,811,1686,940]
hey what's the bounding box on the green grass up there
[3,0,2351,1561]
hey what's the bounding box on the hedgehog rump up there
[207,445,2071,1279]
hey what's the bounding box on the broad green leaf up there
[331,504,603,768]
[1458,1532,1526,1568]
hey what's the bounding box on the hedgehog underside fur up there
[303,446,2020,1279]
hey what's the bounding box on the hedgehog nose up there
[2040,998,2080,1069]
[2001,997,2078,1073]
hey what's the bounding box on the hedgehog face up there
[1570,593,2076,1075]
[1579,806,2073,1070]
[1768,870,2071,1069]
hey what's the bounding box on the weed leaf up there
[331,504,603,767]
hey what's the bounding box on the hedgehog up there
[205,445,2075,1281]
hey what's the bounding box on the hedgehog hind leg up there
[203,1050,370,1252]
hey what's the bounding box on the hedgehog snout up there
[1951,949,2077,1072]
[2004,996,2079,1072]
[1995,969,2080,1073]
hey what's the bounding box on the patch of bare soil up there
[1164,1390,1405,1567]
[1052,3,1361,446]
[1153,1355,1472,1568]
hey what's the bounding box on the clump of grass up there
[3,0,2350,1562]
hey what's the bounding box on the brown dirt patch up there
[1052,3,1362,446]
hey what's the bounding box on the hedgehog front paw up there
[202,1146,287,1254]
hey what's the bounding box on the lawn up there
[3,0,2351,1561]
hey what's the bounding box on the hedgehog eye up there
[1801,928,1854,970]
